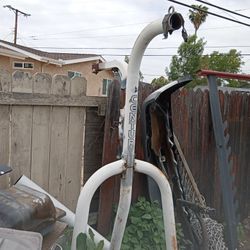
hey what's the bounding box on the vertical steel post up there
[207,75,238,250]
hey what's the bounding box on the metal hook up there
[168,6,175,14]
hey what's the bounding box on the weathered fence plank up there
[31,77,51,190]
[84,107,105,183]
[65,107,85,210]
[10,72,33,183]
[33,72,52,94]
[31,106,51,190]
[82,106,105,216]
[10,106,33,183]
[49,106,69,202]
[0,69,10,92]
[52,75,70,96]
[48,75,70,202]
[12,71,32,93]
[64,73,86,211]
[97,80,121,235]
[0,92,106,107]
[0,106,10,188]
[71,76,87,96]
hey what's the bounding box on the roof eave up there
[40,57,64,66]
[0,41,63,66]
[0,41,106,66]
[63,56,105,65]
[0,48,26,60]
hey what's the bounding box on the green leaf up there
[130,216,140,224]
[137,230,143,239]
[142,214,152,220]
[86,237,96,249]
[76,233,87,250]
[96,240,104,250]
[88,228,95,241]
[121,196,188,250]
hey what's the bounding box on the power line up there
[28,22,148,38]
[194,0,250,20]
[89,54,250,57]
[23,47,250,57]
[3,5,31,44]
[235,8,250,12]
[27,33,138,40]
[32,45,250,50]
[19,22,243,42]
[21,24,243,42]
[168,0,250,27]
[21,26,242,41]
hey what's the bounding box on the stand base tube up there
[135,160,177,250]
[72,160,125,250]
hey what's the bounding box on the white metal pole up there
[110,18,166,250]
[121,18,164,166]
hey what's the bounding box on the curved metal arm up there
[121,18,164,167]
[110,11,186,248]
[110,18,165,250]
[71,160,125,250]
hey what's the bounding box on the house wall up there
[0,56,12,71]
[0,55,114,96]
[42,61,113,96]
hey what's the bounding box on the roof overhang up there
[40,57,64,66]
[0,41,64,66]
[63,56,105,65]
[0,41,105,66]
[0,48,26,60]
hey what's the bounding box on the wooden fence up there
[97,84,250,233]
[172,88,250,219]
[0,69,106,211]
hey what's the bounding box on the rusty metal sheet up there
[0,185,56,235]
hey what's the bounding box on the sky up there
[1,0,250,82]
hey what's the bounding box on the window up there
[13,61,34,69]
[102,79,112,96]
[24,63,34,69]
[14,62,23,68]
[68,71,82,79]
